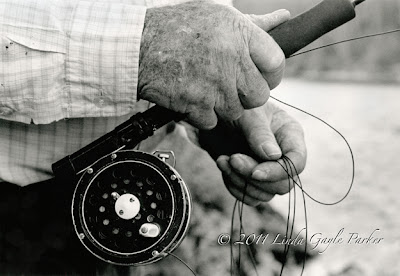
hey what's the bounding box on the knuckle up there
[203,117,218,130]
[245,84,270,108]
[192,115,217,130]
[238,65,271,109]
[198,93,214,110]
[268,48,285,73]
[222,105,244,121]
[187,105,217,130]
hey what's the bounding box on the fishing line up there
[207,22,392,276]
[237,194,244,273]
[229,93,356,275]
[230,181,256,276]
[231,158,297,276]
[229,180,261,276]
[237,181,261,276]
[270,96,355,206]
[281,155,308,276]
[279,157,291,275]
[281,157,291,274]
[289,28,400,58]
[279,157,297,276]
[145,24,395,276]
[230,200,238,276]
[167,252,198,276]
[237,199,260,276]
[237,182,249,273]
[283,155,309,276]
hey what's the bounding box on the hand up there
[139,2,289,129]
[198,101,307,206]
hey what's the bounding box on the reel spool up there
[71,150,191,266]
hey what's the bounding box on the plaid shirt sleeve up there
[0,0,147,124]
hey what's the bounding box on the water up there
[270,79,400,276]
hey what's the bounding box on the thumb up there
[238,107,282,160]
[246,9,291,32]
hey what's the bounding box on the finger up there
[224,183,263,206]
[249,25,285,90]
[237,54,270,109]
[217,155,259,205]
[186,106,218,130]
[217,156,275,203]
[237,107,282,160]
[216,81,245,121]
[251,151,306,182]
[246,9,291,32]
[222,173,275,206]
[248,106,306,181]
[248,175,298,195]
[229,153,257,176]
[230,153,295,196]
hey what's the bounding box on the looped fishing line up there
[140,26,397,276]
[271,96,355,206]
[229,96,356,276]
[280,155,308,276]
[230,183,260,276]
[229,26,399,276]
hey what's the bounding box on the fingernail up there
[273,9,289,15]
[230,155,245,170]
[252,170,269,181]
[261,142,282,159]
[271,9,291,18]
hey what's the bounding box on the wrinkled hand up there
[198,101,307,206]
[139,2,289,129]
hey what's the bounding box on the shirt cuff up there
[66,1,146,118]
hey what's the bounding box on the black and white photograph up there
[0,0,399,275]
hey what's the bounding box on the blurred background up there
[132,0,400,275]
[235,0,400,83]
[236,0,400,275]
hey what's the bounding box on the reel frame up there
[72,150,191,266]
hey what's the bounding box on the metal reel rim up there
[71,150,191,266]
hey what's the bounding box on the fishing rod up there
[52,0,366,267]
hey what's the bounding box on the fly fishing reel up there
[53,107,191,266]
[72,150,191,265]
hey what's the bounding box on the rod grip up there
[269,0,357,57]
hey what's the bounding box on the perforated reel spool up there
[72,150,191,266]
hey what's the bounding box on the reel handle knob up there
[139,223,161,238]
